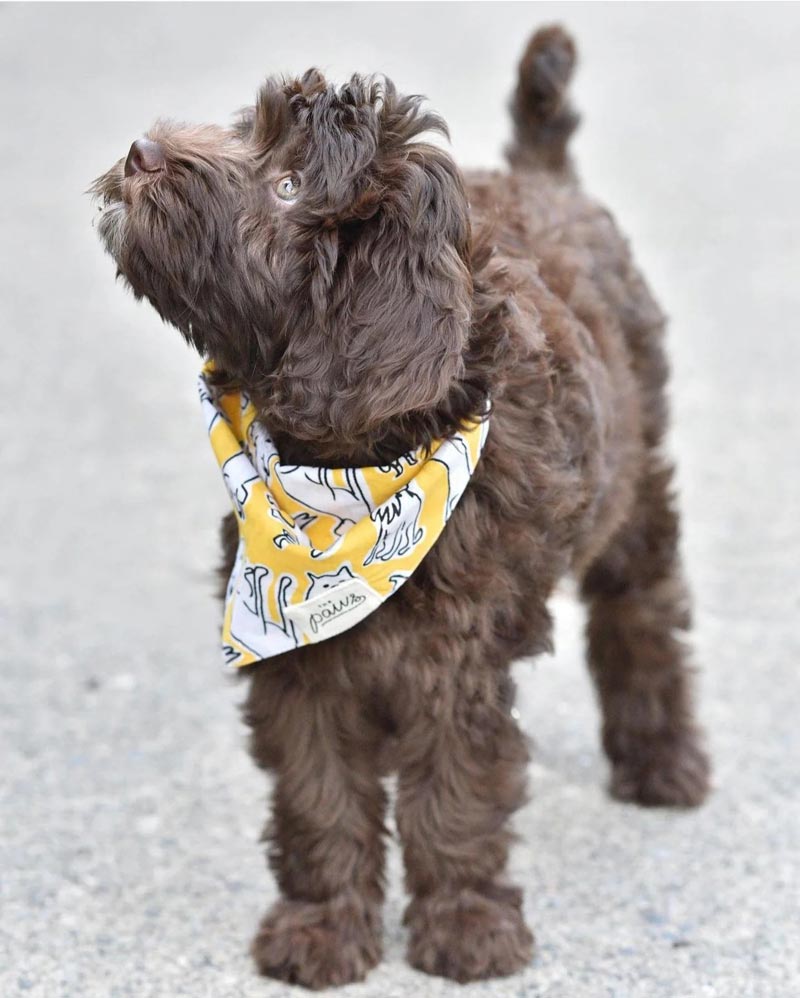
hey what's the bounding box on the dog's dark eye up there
[274,174,301,201]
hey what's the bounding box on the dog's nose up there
[124,138,166,177]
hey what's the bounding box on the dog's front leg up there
[395,663,534,982]
[243,661,387,989]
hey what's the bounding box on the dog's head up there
[92,71,476,456]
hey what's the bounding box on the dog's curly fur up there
[92,26,710,989]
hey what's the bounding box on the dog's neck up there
[207,264,511,468]
[266,382,490,467]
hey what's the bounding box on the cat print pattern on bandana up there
[199,367,490,668]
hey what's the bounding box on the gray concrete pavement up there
[1,4,799,996]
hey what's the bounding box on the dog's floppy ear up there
[332,143,473,421]
[274,82,473,446]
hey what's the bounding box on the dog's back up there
[463,27,672,574]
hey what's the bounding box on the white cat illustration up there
[221,643,243,667]
[246,419,280,485]
[273,529,298,550]
[432,435,474,521]
[221,450,261,518]
[388,571,411,593]
[230,566,297,655]
[364,484,425,565]
[198,377,229,433]
[275,465,374,539]
[226,537,245,601]
[304,565,356,600]
[377,452,420,478]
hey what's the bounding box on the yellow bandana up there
[199,369,489,667]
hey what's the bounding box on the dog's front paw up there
[405,883,534,983]
[609,729,711,808]
[251,891,382,989]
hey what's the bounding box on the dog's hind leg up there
[395,665,534,982]
[580,454,711,807]
[506,24,580,176]
[243,663,387,989]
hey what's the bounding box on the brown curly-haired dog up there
[92,25,710,989]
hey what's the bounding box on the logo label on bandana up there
[284,578,383,642]
[199,365,489,668]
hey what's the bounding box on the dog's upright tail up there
[506,25,579,175]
